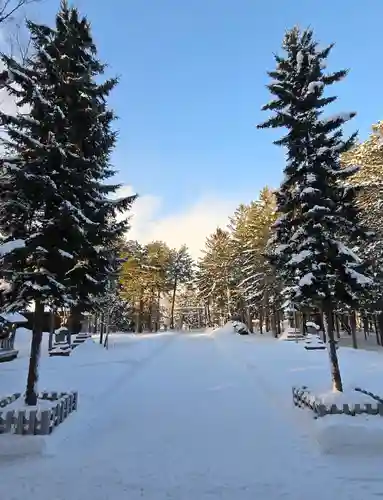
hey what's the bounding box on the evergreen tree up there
[0,1,134,404]
[258,27,373,391]
[146,241,172,331]
[120,241,171,332]
[168,245,194,329]
[0,38,92,405]
[35,2,135,321]
[342,121,383,337]
[197,229,236,325]
[175,283,204,329]
[230,188,280,333]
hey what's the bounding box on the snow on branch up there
[345,268,373,286]
[0,238,25,256]
[322,112,355,125]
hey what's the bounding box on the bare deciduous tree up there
[0,0,38,24]
[0,0,40,86]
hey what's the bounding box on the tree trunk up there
[99,312,105,344]
[226,285,231,319]
[25,300,45,406]
[271,306,277,338]
[265,309,270,332]
[350,310,358,349]
[137,294,144,333]
[335,313,340,340]
[323,303,343,392]
[207,301,211,326]
[341,314,351,335]
[301,312,306,336]
[259,307,263,334]
[246,307,253,333]
[155,289,161,332]
[103,312,110,349]
[48,308,55,351]
[362,315,369,340]
[320,310,326,342]
[276,309,281,337]
[170,276,178,329]
[374,314,381,346]
[148,288,154,332]
[378,312,383,346]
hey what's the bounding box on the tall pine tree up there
[0,1,134,404]
[168,246,194,329]
[0,43,94,405]
[258,27,372,391]
[34,3,135,322]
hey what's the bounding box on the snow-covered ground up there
[2,328,383,498]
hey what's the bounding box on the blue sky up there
[34,0,383,232]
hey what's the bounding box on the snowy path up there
[2,331,383,499]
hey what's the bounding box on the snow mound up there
[0,434,46,460]
[311,387,374,409]
[5,395,55,412]
[71,338,106,358]
[211,321,250,336]
[306,321,320,330]
[315,415,383,455]
[0,312,27,323]
[211,322,236,336]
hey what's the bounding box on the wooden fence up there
[0,391,78,435]
[292,386,383,418]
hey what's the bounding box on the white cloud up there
[0,60,19,116]
[115,185,242,259]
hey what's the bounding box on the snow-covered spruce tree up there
[28,2,135,325]
[229,188,280,333]
[196,229,237,326]
[0,2,134,404]
[0,49,97,405]
[258,27,373,391]
[342,122,383,336]
[168,246,194,329]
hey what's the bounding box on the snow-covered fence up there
[354,387,383,404]
[0,391,78,435]
[292,386,383,418]
[0,393,20,408]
